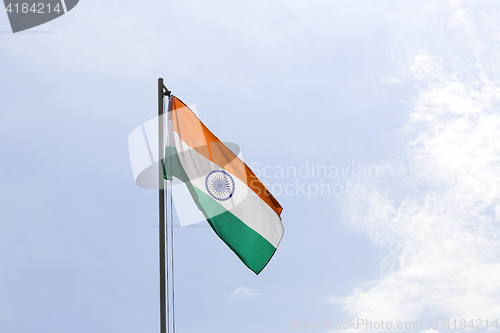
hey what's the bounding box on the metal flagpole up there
[158,78,171,333]
[158,78,167,333]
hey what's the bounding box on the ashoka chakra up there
[205,170,235,201]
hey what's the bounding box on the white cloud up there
[340,0,500,328]
[229,287,260,299]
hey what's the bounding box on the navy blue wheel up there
[205,170,235,201]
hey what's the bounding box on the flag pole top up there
[158,78,171,97]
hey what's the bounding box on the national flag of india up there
[165,96,284,274]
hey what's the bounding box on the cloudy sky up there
[2,0,500,332]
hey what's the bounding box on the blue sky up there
[2,1,500,332]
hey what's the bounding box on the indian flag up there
[164,96,284,274]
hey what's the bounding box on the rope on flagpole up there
[165,91,175,333]
[164,93,170,333]
[169,178,176,333]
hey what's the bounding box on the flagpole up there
[158,78,173,333]
[158,78,167,333]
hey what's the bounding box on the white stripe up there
[174,133,284,248]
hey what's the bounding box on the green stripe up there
[164,146,189,182]
[192,187,277,275]
[165,146,277,274]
